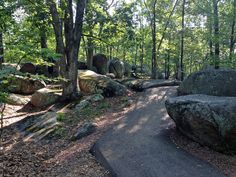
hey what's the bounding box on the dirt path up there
[92,87,226,177]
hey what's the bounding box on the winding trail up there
[92,86,226,177]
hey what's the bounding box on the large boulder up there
[124,62,132,77]
[20,63,36,74]
[7,75,46,95]
[178,69,236,97]
[36,65,50,76]
[108,59,124,78]
[135,65,151,76]
[78,70,128,97]
[78,61,88,70]
[166,94,236,154]
[6,94,30,105]
[93,54,108,75]
[31,88,61,107]
[122,79,181,92]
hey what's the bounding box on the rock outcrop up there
[6,94,30,105]
[31,88,61,107]
[124,62,132,77]
[108,59,124,78]
[93,54,108,75]
[7,75,46,95]
[122,79,181,91]
[166,94,236,154]
[178,69,236,97]
[20,63,36,74]
[79,70,127,97]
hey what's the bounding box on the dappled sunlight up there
[128,116,149,134]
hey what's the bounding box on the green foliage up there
[56,112,65,122]
[0,92,8,103]
[1,0,236,81]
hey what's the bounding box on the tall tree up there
[47,0,87,100]
[0,32,3,69]
[178,0,186,80]
[151,0,157,79]
[229,0,236,61]
[213,0,220,69]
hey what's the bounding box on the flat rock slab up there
[121,79,181,91]
[92,87,226,177]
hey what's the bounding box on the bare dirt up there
[0,91,140,177]
[170,129,236,177]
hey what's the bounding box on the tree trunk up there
[87,36,93,70]
[0,31,3,69]
[229,0,236,61]
[151,0,157,79]
[207,2,214,60]
[178,0,185,81]
[140,42,144,73]
[109,46,112,60]
[47,0,87,100]
[40,28,48,49]
[135,43,138,66]
[213,0,220,69]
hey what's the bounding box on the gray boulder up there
[75,94,104,111]
[7,94,30,105]
[108,59,124,78]
[31,88,61,107]
[93,54,108,75]
[124,62,132,77]
[78,61,88,70]
[79,70,128,97]
[20,63,36,74]
[122,79,181,92]
[7,75,46,95]
[72,122,96,140]
[178,69,236,97]
[166,94,236,154]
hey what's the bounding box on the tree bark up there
[0,31,3,69]
[206,1,214,60]
[151,0,157,79]
[213,0,220,69]
[87,36,94,70]
[229,0,236,61]
[40,28,48,49]
[47,0,87,100]
[178,0,185,81]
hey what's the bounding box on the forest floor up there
[1,88,236,177]
[0,92,141,177]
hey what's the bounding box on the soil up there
[0,91,140,177]
[170,129,236,177]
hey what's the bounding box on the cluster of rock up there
[20,62,58,77]
[165,69,236,154]
[79,54,132,79]
[78,70,128,97]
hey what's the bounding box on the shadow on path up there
[91,86,226,177]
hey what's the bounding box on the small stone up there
[86,94,104,102]
[72,122,96,140]
[75,100,89,111]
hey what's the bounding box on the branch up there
[82,33,111,45]
[157,0,179,55]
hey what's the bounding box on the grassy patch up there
[56,112,66,122]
